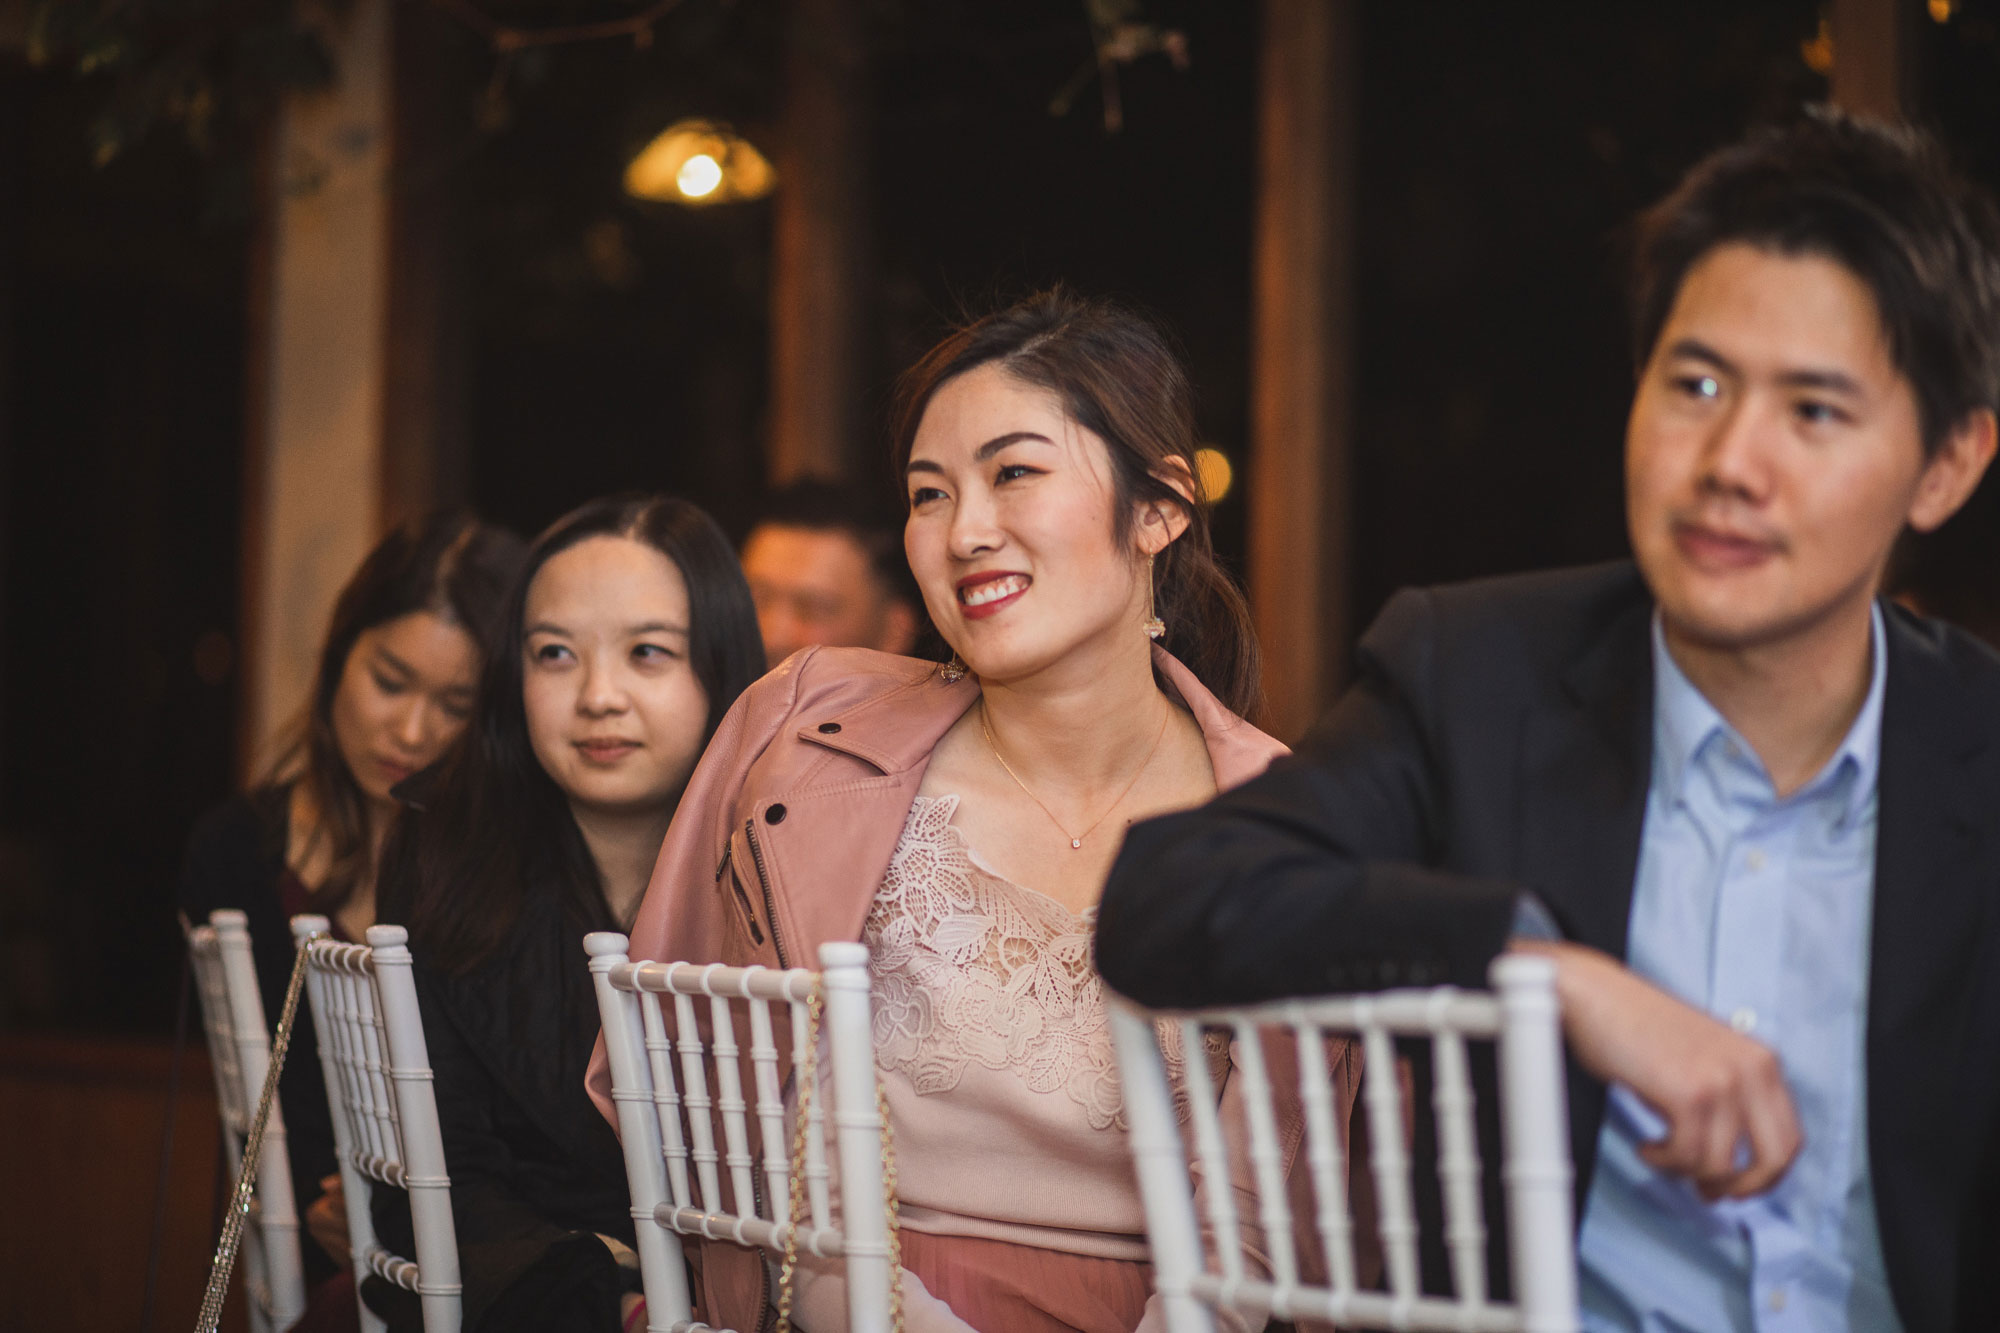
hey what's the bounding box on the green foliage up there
[27,0,347,168]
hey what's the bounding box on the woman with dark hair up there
[373,494,763,1333]
[179,511,525,1294]
[589,290,1359,1332]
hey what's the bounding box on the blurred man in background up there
[741,479,923,668]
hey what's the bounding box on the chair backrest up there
[586,933,895,1333]
[292,915,462,1333]
[185,909,307,1333]
[1110,953,1578,1333]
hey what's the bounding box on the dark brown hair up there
[268,512,526,914]
[889,288,1261,718]
[1631,106,2000,456]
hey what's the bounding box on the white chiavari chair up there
[586,933,895,1333]
[1111,954,1577,1333]
[292,915,462,1333]
[185,909,307,1333]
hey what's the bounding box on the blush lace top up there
[863,793,1162,1260]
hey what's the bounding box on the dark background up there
[5,0,2000,1034]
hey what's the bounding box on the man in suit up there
[1096,110,2000,1331]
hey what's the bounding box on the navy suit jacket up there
[1097,560,2000,1331]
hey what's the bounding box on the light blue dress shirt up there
[1575,608,1901,1332]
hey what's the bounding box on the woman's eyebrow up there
[905,430,1055,475]
[975,430,1054,460]
[371,646,416,677]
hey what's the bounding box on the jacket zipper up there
[720,833,781,1333]
[744,818,789,968]
[751,1171,777,1333]
[716,839,765,946]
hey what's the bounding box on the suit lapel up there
[1870,608,1988,1041]
[1868,609,1990,1322]
[1516,599,1656,958]
[1513,597,1654,1201]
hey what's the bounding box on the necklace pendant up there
[1070,837,1083,849]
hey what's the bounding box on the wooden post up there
[1248,0,1356,742]
[240,0,394,774]
[1830,0,1907,119]
[0,72,21,778]
[768,0,869,484]
[380,2,472,527]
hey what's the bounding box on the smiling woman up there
[588,291,1362,1333]
[373,494,763,1333]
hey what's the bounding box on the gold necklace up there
[979,699,1172,850]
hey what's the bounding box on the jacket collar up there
[790,659,980,773]
[794,644,1287,783]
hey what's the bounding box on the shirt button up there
[817,722,842,734]
[1768,1287,1788,1312]
[1730,1008,1757,1033]
[1745,848,1767,872]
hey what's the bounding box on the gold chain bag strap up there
[775,985,904,1333]
[194,931,324,1333]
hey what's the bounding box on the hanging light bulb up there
[676,154,723,198]
[625,120,776,205]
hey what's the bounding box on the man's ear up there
[1909,408,1998,533]
[1136,457,1197,556]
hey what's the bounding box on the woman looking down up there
[588,290,1355,1332]
[179,512,523,1310]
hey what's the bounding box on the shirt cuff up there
[1510,892,1562,941]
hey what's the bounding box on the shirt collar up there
[1649,603,1886,823]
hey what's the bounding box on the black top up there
[178,784,341,1284]
[1097,560,2000,1331]
[372,869,636,1333]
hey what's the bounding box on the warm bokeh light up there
[1800,19,1833,74]
[625,120,776,205]
[676,153,723,198]
[1929,0,1955,21]
[1194,447,1234,502]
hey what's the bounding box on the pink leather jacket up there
[588,645,1360,1329]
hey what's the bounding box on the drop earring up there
[1143,554,1166,640]
[939,652,969,684]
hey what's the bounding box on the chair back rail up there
[587,934,894,1333]
[1111,953,1578,1333]
[293,915,463,1333]
[186,910,307,1333]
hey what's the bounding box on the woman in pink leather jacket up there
[588,290,1360,1332]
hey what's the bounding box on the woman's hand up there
[306,1173,353,1266]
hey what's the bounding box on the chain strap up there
[877,1078,904,1333]
[194,931,323,1333]
[774,989,819,1333]
[775,986,903,1333]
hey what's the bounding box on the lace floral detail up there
[867,794,1146,1129]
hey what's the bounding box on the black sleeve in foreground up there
[1096,588,1521,1007]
